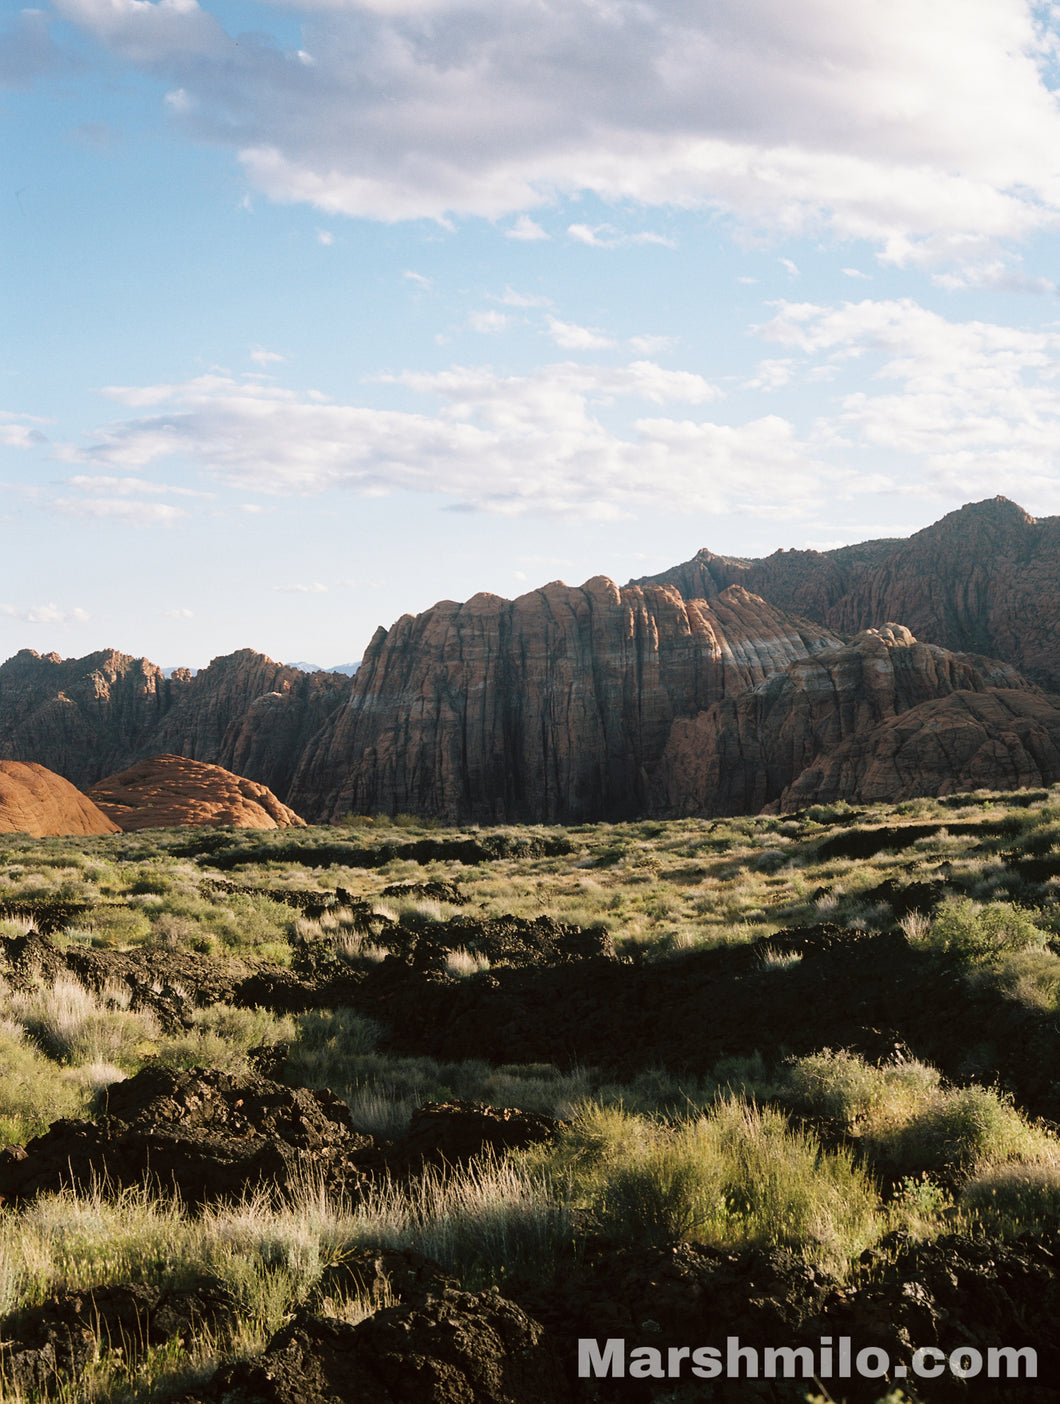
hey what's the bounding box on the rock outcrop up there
[655,625,1060,814]
[0,647,347,802]
[0,760,119,836]
[287,580,841,822]
[86,754,307,830]
[636,496,1060,689]
[1,498,1059,823]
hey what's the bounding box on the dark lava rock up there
[0,1280,238,1396]
[183,1291,573,1404]
[0,1065,386,1208]
[393,1100,563,1169]
[381,879,464,904]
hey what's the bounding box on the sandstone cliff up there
[0,761,119,836]
[87,754,307,831]
[287,580,842,823]
[2,497,1058,824]
[0,649,178,788]
[0,648,348,804]
[655,626,1060,815]
[634,497,1060,689]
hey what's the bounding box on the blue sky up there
[5,0,1060,669]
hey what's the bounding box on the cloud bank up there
[48,0,1060,260]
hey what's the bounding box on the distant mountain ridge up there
[2,497,1059,821]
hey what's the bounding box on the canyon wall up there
[0,497,1057,822]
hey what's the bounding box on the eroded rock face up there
[637,496,1060,690]
[0,760,119,835]
[0,647,347,802]
[654,625,1059,815]
[87,754,307,830]
[288,580,841,823]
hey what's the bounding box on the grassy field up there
[2,790,1060,1399]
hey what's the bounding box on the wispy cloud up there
[546,316,614,350]
[52,0,1060,267]
[506,215,549,241]
[568,224,675,249]
[0,601,90,626]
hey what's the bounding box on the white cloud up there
[842,267,872,279]
[628,334,676,355]
[316,229,334,245]
[56,359,840,520]
[403,270,432,289]
[272,581,329,593]
[162,607,195,618]
[506,215,549,241]
[757,297,1060,504]
[496,287,552,308]
[62,474,213,498]
[545,316,615,350]
[55,0,1060,263]
[52,498,189,525]
[0,413,49,448]
[568,224,675,249]
[250,346,287,365]
[0,602,90,626]
[468,309,509,334]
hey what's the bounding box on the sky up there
[5,0,1060,670]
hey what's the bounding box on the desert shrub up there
[990,946,1060,1011]
[0,1020,82,1143]
[960,1163,1060,1233]
[554,1098,878,1268]
[83,904,153,948]
[10,976,157,1068]
[154,1005,295,1073]
[918,896,1048,965]
[345,1152,574,1290]
[782,1050,940,1135]
[887,1085,1054,1179]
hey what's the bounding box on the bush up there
[920,897,1048,965]
[961,1163,1060,1233]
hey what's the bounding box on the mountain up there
[655,625,1060,815]
[0,760,119,836]
[633,496,1060,689]
[285,580,843,823]
[0,497,1057,822]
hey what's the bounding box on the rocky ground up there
[2,802,1060,1401]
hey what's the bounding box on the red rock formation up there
[636,497,1060,689]
[86,755,306,831]
[0,649,179,788]
[0,761,119,836]
[655,626,1060,814]
[288,580,842,823]
[780,689,1060,809]
[0,648,348,806]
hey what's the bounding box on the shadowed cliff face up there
[0,498,1057,823]
[287,580,842,823]
[636,497,1060,689]
[0,649,348,805]
[655,625,1060,815]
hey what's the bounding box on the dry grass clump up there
[530,1097,879,1273]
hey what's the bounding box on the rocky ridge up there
[0,497,1057,821]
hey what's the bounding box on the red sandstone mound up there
[0,760,119,836]
[86,754,306,830]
